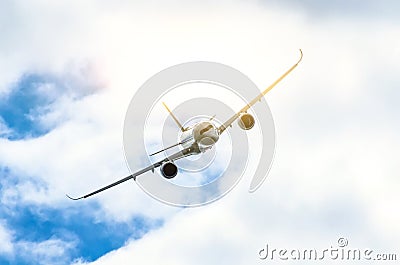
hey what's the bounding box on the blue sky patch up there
[0,74,60,140]
[0,71,97,141]
[0,202,163,264]
[0,167,162,264]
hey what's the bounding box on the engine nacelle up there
[237,113,255,130]
[160,162,178,179]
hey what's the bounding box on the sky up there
[0,0,400,264]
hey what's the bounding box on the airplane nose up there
[199,136,215,146]
[193,122,219,146]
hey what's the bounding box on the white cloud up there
[16,237,77,265]
[0,220,76,264]
[1,0,399,264]
[0,117,13,138]
[0,221,14,255]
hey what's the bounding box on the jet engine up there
[237,113,255,130]
[160,162,178,179]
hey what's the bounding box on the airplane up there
[67,49,303,200]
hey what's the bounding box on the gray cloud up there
[258,0,400,20]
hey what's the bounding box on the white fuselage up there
[180,121,219,153]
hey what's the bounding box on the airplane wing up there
[218,49,303,134]
[66,144,199,200]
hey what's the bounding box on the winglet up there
[297,49,303,65]
[66,194,84,201]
